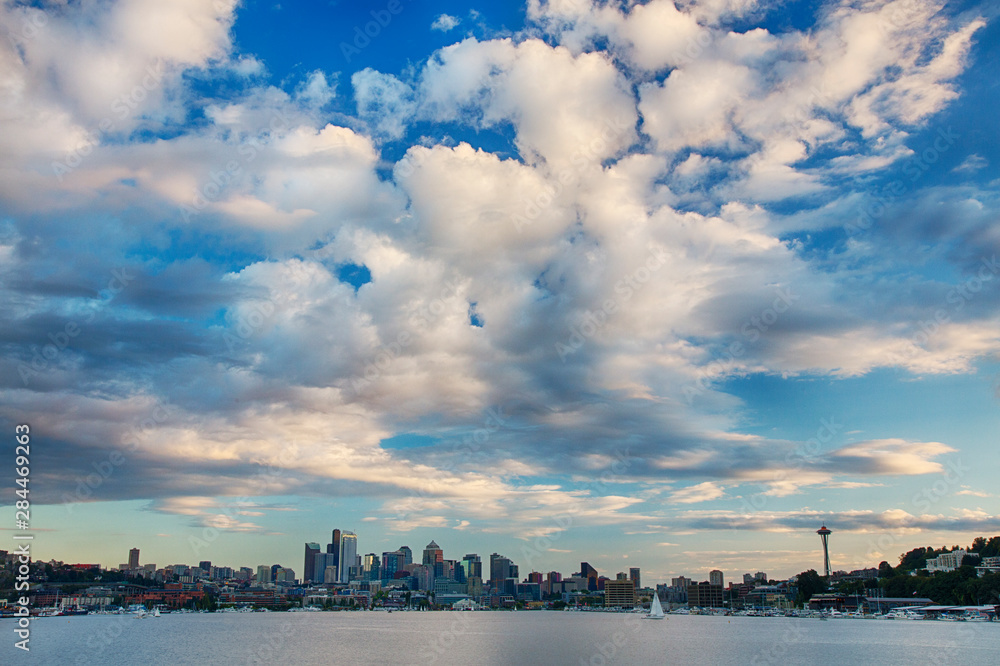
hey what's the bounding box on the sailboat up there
[645,594,666,620]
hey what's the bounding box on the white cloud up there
[670,482,726,504]
[431,14,461,32]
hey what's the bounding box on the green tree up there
[795,570,826,605]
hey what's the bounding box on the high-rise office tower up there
[304,543,321,583]
[257,565,272,584]
[709,569,724,588]
[423,540,444,566]
[339,532,358,583]
[629,567,641,590]
[463,554,482,579]
[399,546,413,565]
[490,553,514,589]
[313,552,335,584]
[382,551,404,579]
[128,548,140,570]
[580,562,598,591]
[329,529,342,567]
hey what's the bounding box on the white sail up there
[646,594,665,619]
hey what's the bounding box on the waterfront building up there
[466,575,483,597]
[604,579,636,609]
[687,581,724,608]
[544,571,562,596]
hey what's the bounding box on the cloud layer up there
[1,0,997,554]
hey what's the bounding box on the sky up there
[1,0,999,583]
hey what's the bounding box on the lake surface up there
[4,611,999,665]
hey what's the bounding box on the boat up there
[153,609,161,618]
[645,594,666,620]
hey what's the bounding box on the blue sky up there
[2,0,999,583]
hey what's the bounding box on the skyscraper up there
[399,546,413,565]
[490,553,514,589]
[709,569,724,588]
[257,565,272,584]
[462,554,482,579]
[423,540,443,566]
[817,525,832,577]
[580,562,598,591]
[629,567,641,590]
[329,529,342,567]
[304,542,321,583]
[128,548,140,570]
[313,552,335,584]
[382,551,404,579]
[339,531,358,583]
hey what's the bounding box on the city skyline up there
[27,524,988,587]
[2,0,1000,581]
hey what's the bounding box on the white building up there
[925,549,975,572]
[975,556,1000,577]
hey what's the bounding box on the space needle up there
[817,525,832,577]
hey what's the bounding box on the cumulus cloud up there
[431,14,461,32]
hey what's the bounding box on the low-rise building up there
[926,550,976,573]
[687,582,723,608]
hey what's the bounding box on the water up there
[4,612,998,665]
